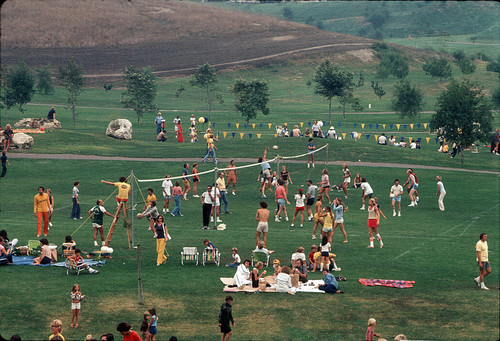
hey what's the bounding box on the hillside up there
[1,0,376,77]
[212,1,500,42]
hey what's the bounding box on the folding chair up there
[251,250,270,267]
[181,247,199,265]
[65,258,86,275]
[202,248,220,266]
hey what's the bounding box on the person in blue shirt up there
[315,269,343,294]
[258,147,271,198]
[332,197,348,243]
[307,138,315,168]
[154,112,164,135]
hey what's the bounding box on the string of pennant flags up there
[215,131,442,144]
[202,121,430,130]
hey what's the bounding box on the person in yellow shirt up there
[101,176,131,204]
[216,172,229,214]
[34,186,51,237]
[474,233,491,290]
[202,128,218,164]
[143,188,157,210]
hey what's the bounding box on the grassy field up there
[0,154,498,340]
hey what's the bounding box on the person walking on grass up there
[161,174,173,214]
[311,194,324,240]
[192,163,200,197]
[225,160,238,195]
[1,151,10,177]
[367,198,383,248]
[474,233,491,290]
[332,197,348,243]
[390,179,403,217]
[182,163,191,200]
[307,138,315,168]
[219,295,235,341]
[153,216,168,265]
[202,128,218,164]
[305,179,317,221]
[341,164,351,199]
[170,181,183,217]
[360,178,373,210]
[88,199,115,246]
[70,284,85,328]
[34,186,51,237]
[255,201,270,247]
[290,188,305,228]
[71,181,82,220]
[318,169,331,204]
[435,176,446,211]
[275,179,289,222]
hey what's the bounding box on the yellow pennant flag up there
[257,134,262,139]
[268,123,272,129]
[361,123,365,129]
[409,137,412,142]
[300,122,304,127]
[358,133,362,139]
[396,124,400,130]
[274,134,278,138]
[235,123,239,129]
[342,133,346,139]
[252,123,255,129]
[410,124,414,130]
[423,123,428,129]
[426,137,430,144]
[382,124,386,129]
[239,133,244,139]
[374,135,379,141]
[223,132,227,138]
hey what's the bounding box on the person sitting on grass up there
[291,246,306,269]
[253,241,274,257]
[68,248,100,274]
[32,238,54,265]
[251,261,267,288]
[157,130,167,142]
[315,269,344,294]
[225,247,241,268]
[293,259,308,283]
[275,266,296,294]
[0,236,13,264]
[273,259,281,276]
[308,245,318,271]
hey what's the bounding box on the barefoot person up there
[317,169,331,204]
[311,194,324,240]
[359,178,373,210]
[474,233,491,290]
[225,160,238,195]
[255,201,270,247]
[341,164,351,199]
[88,200,115,247]
[332,197,348,243]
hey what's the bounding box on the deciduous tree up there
[229,79,270,123]
[430,79,492,163]
[422,58,452,82]
[190,63,220,121]
[122,66,158,124]
[58,60,85,126]
[35,64,54,95]
[313,60,355,123]
[391,79,423,122]
[5,60,35,118]
[371,81,386,100]
[377,52,409,79]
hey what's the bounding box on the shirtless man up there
[255,201,270,247]
[225,160,238,196]
[312,194,324,240]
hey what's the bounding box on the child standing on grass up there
[140,311,150,341]
[146,307,157,341]
[70,284,85,328]
[365,318,381,341]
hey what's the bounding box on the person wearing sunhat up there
[155,112,164,135]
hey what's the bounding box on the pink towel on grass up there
[359,278,415,288]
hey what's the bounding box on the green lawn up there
[0,157,498,340]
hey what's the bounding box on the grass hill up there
[212,1,500,42]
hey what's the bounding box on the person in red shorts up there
[101,177,131,204]
[367,198,383,248]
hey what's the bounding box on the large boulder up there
[106,119,132,140]
[10,132,34,149]
[14,118,62,129]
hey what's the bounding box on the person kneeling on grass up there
[68,248,100,274]
[315,269,344,294]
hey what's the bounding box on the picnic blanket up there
[10,255,105,267]
[220,277,325,293]
[359,278,415,288]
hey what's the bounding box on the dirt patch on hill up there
[1,0,374,80]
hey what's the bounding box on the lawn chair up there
[27,240,40,255]
[62,242,76,258]
[251,250,270,267]
[202,248,220,266]
[181,247,199,266]
[65,258,86,275]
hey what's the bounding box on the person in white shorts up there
[390,179,404,217]
[341,164,351,199]
[360,178,373,210]
[255,201,270,247]
[162,174,173,213]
